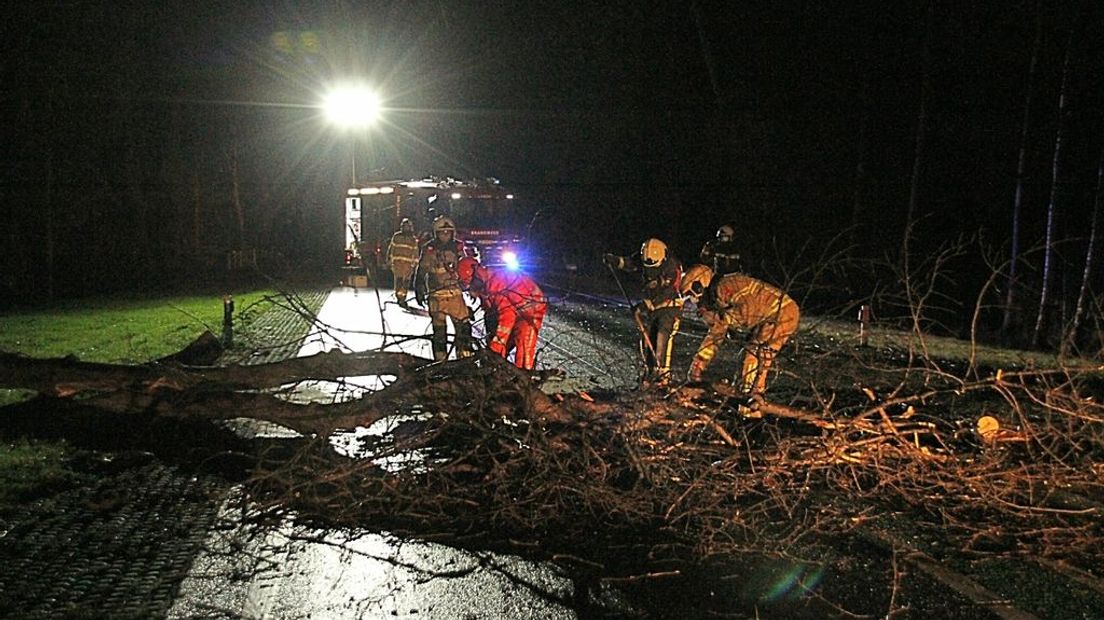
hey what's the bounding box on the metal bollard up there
[222,294,235,347]
[858,304,871,347]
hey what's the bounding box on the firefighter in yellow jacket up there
[603,238,683,386]
[680,264,799,398]
[414,216,473,361]
[387,218,419,307]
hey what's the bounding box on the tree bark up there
[1064,142,1103,356]
[1002,5,1042,340]
[228,138,245,247]
[44,93,55,303]
[903,1,934,261]
[1032,22,1076,349]
[0,342,574,438]
[192,164,203,255]
[850,74,870,257]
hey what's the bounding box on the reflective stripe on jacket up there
[479,268,547,368]
[708,273,797,326]
[388,231,419,265]
[480,270,547,334]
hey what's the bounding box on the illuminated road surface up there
[170,285,581,619]
[297,285,435,358]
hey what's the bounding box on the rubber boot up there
[455,320,474,358]
[432,334,448,362]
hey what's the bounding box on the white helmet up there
[640,238,667,267]
[432,216,456,236]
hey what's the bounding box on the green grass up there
[0,439,81,512]
[0,288,295,512]
[0,290,281,408]
[0,290,277,363]
[804,316,1065,371]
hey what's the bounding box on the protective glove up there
[602,253,619,268]
[697,308,720,326]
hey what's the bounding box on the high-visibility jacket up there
[692,273,799,394]
[477,268,547,369]
[609,253,684,382]
[415,238,466,299]
[387,230,419,268]
[612,254,684,310]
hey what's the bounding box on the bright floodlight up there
[323,86,381,128]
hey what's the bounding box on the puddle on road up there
[169,497,588,619]
[175,372,609,618]
[270,375,395,405]
[252,375,438,473]
[328,404,437,473]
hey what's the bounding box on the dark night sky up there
[4,1,1104,330]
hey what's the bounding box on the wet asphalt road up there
[0,284,732,619]
[8,283,1080,618]
[167,285,657,619]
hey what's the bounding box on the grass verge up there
[0,290,279,363]
[0,287,325,513]
[0,439,81,511]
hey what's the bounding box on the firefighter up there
[387,218,420,307]
[456,257,547,370]
[414,216,473,361]
[680,264,799,404]
[603,238,683,386]
[699,223,743,276]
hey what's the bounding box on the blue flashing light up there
[502,250,521,271]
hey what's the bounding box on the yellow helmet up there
[640,238,667,267]
[432,216,456,236]
[680,264,713,300]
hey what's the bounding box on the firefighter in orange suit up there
[387,218,420,307]
[414,216,473,361]
[603,238,683,386]
[456,257,547,370]
[680,264,799,399]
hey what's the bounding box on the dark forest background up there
[3,1,1104,352]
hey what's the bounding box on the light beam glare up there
[323,85,381,128]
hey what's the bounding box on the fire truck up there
[343,177,529,284]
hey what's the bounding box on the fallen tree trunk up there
[0,334,579,437]
[0,345,423,394]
